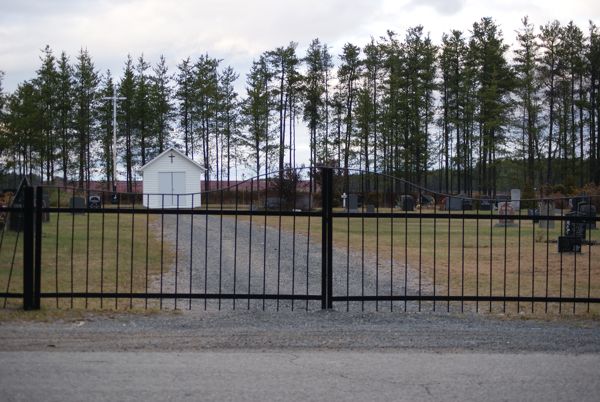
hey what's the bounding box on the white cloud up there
[0,0,598,92]
[407,0,466,15]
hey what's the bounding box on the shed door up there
[158,172,186,207]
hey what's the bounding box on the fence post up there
[321,167,333,309]
[34,186,43,309]
[22,186,34,310]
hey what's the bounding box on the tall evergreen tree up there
[175,57,195,156]
[5,82,43,179]
[218,65,240,185]
[470,18,514,196]
[73,48,99,188]
[134,55,152,166]
[150,55,173,154]
[539,20,562,185]
[337,43,362,175]
[560,21,586,184]
[589,23,600,183]
[240,56,275,180]
[514,17,542,189]
[55,51,74,183]
[192,54,220,184]
[98,71,115,188]
[119,55,136,191]
[33,45,58,182]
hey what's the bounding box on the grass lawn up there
[0,210,172,310]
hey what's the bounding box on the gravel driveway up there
[154,213,429,311]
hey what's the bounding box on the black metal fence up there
[1,167,599,313]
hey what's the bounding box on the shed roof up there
[139,147,207,173]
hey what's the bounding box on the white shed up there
[139,147,206,208]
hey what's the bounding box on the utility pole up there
[103,84,126,197]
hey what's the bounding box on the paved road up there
[1,351,599,402]
[1,310,600,401]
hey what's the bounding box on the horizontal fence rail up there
[1,167,599,314]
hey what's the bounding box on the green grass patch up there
[0,211,173,310]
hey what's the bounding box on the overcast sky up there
[1,0,598,172]
[1,0,599,94]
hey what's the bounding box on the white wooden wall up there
[141,153,202,208]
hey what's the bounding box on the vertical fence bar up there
[321,167,333,310]
[23,186,34,310]
[55,188,61,308]
[34,187,42,310]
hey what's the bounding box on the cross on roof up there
[169,152,175,163]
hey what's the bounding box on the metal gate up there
[1,167,600,313]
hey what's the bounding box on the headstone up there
[398,195,414,211]
[565,211,587,240]
[294,194,311,211]
[347,193,358,213]
[341,192,347,209]
[265,197,282,210]
[538,200,555,229]
[419,194,434,207]
[444,197,462,211]
[479,197,492,211]
[511,189,521,211]
[578,203,597,230]
[69,196,85,214]
[366,204,375,213]
[571,194,589,212]
[558,236,582,253]
[527,208,539,223]
[445,195,465,211]
[88,195,102,209]
[496,201,516,227]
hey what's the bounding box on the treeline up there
[0,17,599,196]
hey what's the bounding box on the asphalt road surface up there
[1,310,600,401]
[1,351,599,402]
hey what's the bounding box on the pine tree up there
[55,52,74,183]
[192,54,220,185]
[218,66,240,185]
[134,55,152,166]
[240,56,275,179]
[560,21,586,184]
[267,42,301,173]
[150,55,173,154]
[5,82,43,179]
[361,38,384,179]
[470,18,514,196]
[337,43,362,176]
[119,56,136,191]
[303,39,334,166]
[73,48,99,189]
[175,57,195,156]
[98,71,115,188]
[514,17,542,189]
[33,45,58,182]
[539,20,562,185]
[589,23,600,183]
